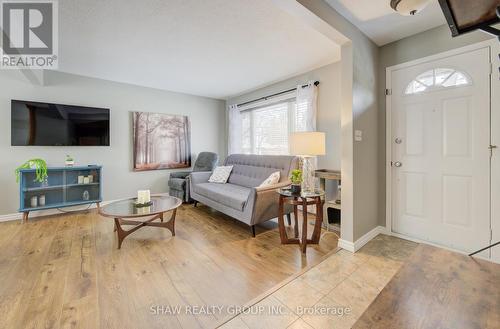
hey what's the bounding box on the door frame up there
[385,39,499,256]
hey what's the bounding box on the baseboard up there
[0,193,170,222]
[0,202,103,222]
[338,238,355,252]
[338,226,388,253]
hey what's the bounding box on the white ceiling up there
[57,0,340,99]
[325,0,446,46]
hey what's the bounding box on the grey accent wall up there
[227,62,342,201]
[0,70,226,216]
[378,24,495,227]
[298,0,380,241]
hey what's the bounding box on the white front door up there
[391,47,491,254]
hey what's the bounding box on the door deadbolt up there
[393,161,402,167]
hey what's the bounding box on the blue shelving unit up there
[19,166,102,221]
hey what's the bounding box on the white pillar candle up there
[144,190,151,203]
[137,190,144,204]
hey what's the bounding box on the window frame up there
[404,67,472,96]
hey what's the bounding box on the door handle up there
[393,161,402,167]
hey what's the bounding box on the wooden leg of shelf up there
[22,212,29,223]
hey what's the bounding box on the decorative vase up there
[30,196,38,208]
[78,176,84,184]
[83,190,89,201]
[291,184,301,194]
[39,195,46,206]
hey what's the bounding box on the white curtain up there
[295,81,318,132]
[296,81,319,205]
[227,104,241,155]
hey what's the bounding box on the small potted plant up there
[290,169,302,194]
[15,159,48,183]
[65,155,75,167]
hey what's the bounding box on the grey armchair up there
[168,152,218,202]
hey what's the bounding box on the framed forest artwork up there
[133,112,191,171]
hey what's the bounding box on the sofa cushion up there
[225,154,297,188]
[168,178,186,190]
[208,165,233,183]
[194,182,251,211]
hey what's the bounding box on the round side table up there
[277,189,325,253]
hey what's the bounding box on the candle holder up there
[135,189,152,207]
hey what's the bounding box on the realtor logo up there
[1,0,58,68]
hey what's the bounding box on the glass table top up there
[99,195,182,218]
[277,188,325,198]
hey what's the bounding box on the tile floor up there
[219,234,418,329]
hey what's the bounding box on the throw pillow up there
[208,166,233,183]
[258,171,280,187]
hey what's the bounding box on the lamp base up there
[301,156,316,193]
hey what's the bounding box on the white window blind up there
[240,96,309,155]
[228,81,317,156]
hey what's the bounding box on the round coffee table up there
[98,195,182,249]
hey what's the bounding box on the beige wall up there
[377,24,495,227]
[0,70,226,216]
[227,61,342,201]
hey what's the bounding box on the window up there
[405,68,471,95]
[240,97,309,155]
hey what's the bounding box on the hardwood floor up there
[0,204,338,329]
[354,244,500,329]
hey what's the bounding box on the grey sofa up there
[168,152,218,202]
[189,154,298,236]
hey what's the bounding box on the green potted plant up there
[290,169,302,194]
[15,159,48,183]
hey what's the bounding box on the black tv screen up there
[11,100,110,146]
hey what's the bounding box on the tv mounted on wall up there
[11,100,110,146]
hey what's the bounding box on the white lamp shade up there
[289,132,326,156]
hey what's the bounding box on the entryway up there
[387,43,496,257]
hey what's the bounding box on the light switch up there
[354,130,363,142]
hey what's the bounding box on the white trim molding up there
[339,226,388,253]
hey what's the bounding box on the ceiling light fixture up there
[390,0,432,16]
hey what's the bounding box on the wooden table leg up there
[278,195,287,243]
[310,196,323,244]
[293,197,299,238]
[114,209,177,249]
[301,198,308,253]
[115,218,126,249]
[278,195,299,245]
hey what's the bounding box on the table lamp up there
[289,132,326,193]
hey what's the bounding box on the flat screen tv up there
[11,100,110,146]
